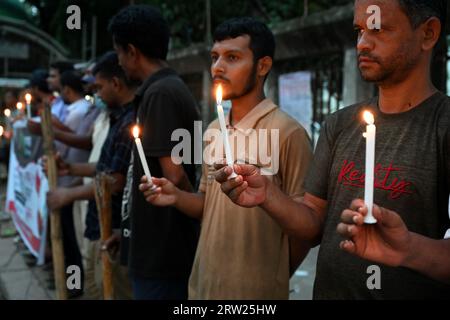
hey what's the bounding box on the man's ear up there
[127,43,138,60]
[421,16,441,51]
[257,56,273,78]
[111,76,121,90]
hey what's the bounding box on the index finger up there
[340,209,364,225]
[350,199,366,213]
[214,166,234,183]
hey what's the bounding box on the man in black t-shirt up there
[109,5,200,300]
[214,0,450,299]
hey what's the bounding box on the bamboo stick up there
[41,103,67,300]
[93,172,114,300]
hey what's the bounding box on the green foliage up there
[24,0,353,59]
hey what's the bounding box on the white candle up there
[363,111,377,224]
[25,94,32,118]
[4,109,11,132]
[132,125,156,190]
[16,102,24,115]
[216,85,237,179]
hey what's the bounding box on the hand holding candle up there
[216,84,237,179]
[362,111,377,224]
[132,125,157,191]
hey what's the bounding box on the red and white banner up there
[5,119,48,264]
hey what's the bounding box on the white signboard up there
[279,71,313,138]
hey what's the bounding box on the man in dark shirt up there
[214,0,450,299]
[45,52,137,299]
[109,5,200,300]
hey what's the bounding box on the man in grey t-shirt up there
[214,0,450,299]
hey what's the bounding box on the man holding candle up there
[109,5,200,300]
[140,17,313,299]
[214,0,450,299]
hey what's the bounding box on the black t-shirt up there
[305,92,450,299]
[128,68,200,279]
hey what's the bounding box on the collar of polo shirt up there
[226,98,278,135]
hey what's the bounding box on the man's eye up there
[211,56,218,62]
[228,55,238,61]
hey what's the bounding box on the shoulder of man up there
[436,92,450,125]
[269,107,310,143]
[145,71,192,98]
[320,98,375,141]
[141,72,198,116]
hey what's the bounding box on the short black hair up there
[49,61,74,74]
[30,69,51,94]
[108,5,170,60]
[213,17,275,61]
[60,71,84,94]
[398,0,447,29]
[92,51,138,88]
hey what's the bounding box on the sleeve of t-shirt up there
[198,126,214,193]
[303,116,336,200]
[140,92,185,158]
[279,127,313,201]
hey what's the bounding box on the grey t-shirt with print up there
[305,92,450,299]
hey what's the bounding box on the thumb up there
[102,237,117,250]
[373,204,403,228]
[233,164,259,176]
[152,177,168,186]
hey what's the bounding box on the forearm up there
[52,118,72,132]
[261,182,323,244]
[54,129,92,150]
[68,163,97,177]
[174,190,205,220]
[402,234,450,284]
[66,183,95,203]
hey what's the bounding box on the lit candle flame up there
[0,125,3,137]
[4,109,11,117]
[132,125,140,139]
[216,84,223,106]
[363,111,374,125]
[25,93,32,105]
[16,102,23,111]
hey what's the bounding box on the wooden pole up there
[93,172,114,300]
[40,103,67,300]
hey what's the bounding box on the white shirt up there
[64,98,91,132]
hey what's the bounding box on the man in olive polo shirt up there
[139,17,313,299]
